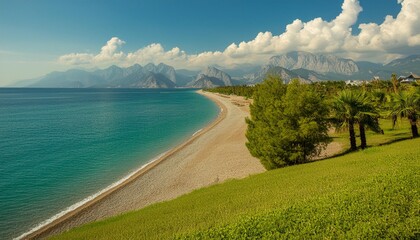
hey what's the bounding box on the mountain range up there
[15,52,419,88]
[237,52,419,84]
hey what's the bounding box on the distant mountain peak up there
[200,66,232,86]
[106,65,121,70]
[385,55,420,73]
[269,51,359,75]
[187,66,233,88]
[143,63,177,83]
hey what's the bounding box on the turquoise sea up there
[0,88,218,239]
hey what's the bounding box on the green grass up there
[331,118,413,151]
[54,138,420,240]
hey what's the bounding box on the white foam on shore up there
[192,129,203,137]
[14,151,168,240]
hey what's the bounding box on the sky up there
[0,0,418,86]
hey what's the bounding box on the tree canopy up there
[246,77,331,169]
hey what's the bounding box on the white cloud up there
[59,53,93,65]
[348,0,420,53]
[59,37,125,65]
[58,0,420,69]
[94,37,125,62]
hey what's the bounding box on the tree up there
[389,90,419,138]
[391,73,399,94]
[332,90,359,151]
[333,90,382,150]
[390,73,400,127]
[246,78,331,169]
[371,89,387,111]
[356,92,382,149]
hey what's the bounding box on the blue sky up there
[0,0,417,85]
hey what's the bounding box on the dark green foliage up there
[388,90,420,138]
[332,90,382,150]
[370,89,388,111]
[204,85,254,98]
[246,77,331,169]
[311,81,346,97]
[355,92,382,149]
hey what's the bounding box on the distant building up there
[345,80,369,86]
[399,73,420,84]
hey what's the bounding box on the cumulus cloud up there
[59,0,420,69]
[59,37,125,65]
[94,37,125,62]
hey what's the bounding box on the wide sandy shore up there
[26,91,266,239]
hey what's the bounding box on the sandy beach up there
[25,91,266,239]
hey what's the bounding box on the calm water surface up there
[0,88,218,239]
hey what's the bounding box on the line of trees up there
[204,85,254,98]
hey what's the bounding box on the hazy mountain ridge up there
[242,52,419,83]
[269,51,359,75]
[188,66,233,88]
[188,75,225,88]
[30,69,104,88]
[385,55,420,74]
[29,63,179,88]
[20,53,419,88]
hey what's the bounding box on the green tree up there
[391,73,399,94]
[389,90,419,138]
[332,90,360,151]
[356,92,382,149]
[370,89,387,111]
[246,78,331,169]
[332,90,382,150]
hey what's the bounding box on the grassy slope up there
[332,118,413,151]
[54,138,419,239]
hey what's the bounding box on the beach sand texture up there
[27,91,266,239]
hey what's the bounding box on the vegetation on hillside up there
[206,77,419,169]
[53,138,420,240]
[51,77,420,239]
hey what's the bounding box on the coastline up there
[22,90,265,239]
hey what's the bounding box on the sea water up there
[0,88,218,239]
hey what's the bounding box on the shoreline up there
[22,90,266,239]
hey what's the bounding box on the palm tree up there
[390,74,400,128]
[391,73,399,94]
[371,89,387,111]
[357,105,382,149]
[332,90,382,150]
[389,90,419,138]
[332,90,360,151]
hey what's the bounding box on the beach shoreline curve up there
[22,90,266,239]
[20,90,226,240]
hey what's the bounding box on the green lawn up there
[53,138,419,239]
[331,118,413,152]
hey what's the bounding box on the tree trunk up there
[349,120,357,151]
[359,123,367,149]
[392,114,397,128]
[410,117,419,138]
